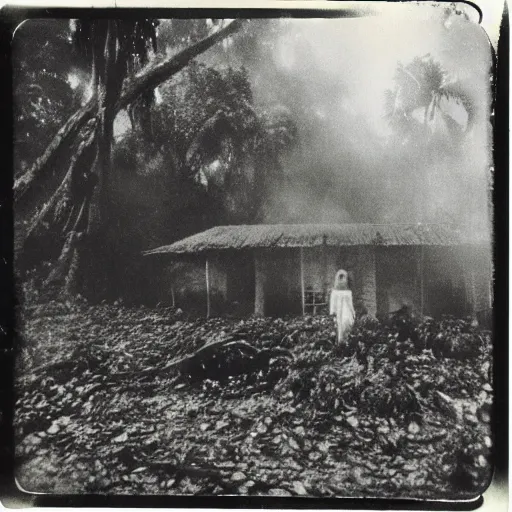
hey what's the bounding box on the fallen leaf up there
[293,426,305,436]
[231,471,246,482]
[47,423,60,435]
[347,416,359,428]
[407,422,420,435]
[113,432,128,443]
[308,451,322,461]
[291,481,308,495]
[256,424,268,434]
[215,420,229,431]
[288,437,300,451]
[25,434,42,446]
[268,488,292,497]
[317,441,330,453]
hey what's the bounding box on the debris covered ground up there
[14,300,493,499]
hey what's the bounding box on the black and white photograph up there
[11,2,496,501]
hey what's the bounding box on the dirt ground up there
[14,301,493,499]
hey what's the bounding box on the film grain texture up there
[13,4,494,500]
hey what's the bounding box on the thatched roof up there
[144,223,487,255]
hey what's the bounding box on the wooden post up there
[358,247,377,317]
[254,251,265,316]
[171,286,176,308]
[488,262,493,309]
[470,268,477,318]
[322,235,327,298]
[205,258,211,318]
[419,246,424,317]
[300,247,305,316]
[461,250,472,316]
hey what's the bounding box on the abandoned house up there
[144,224,492,322]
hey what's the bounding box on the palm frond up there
[383,88,400,119]
[440,82,475,130]
[438,108,465,138]
[387,54,474,139]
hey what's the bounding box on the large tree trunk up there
[18,121,99,271]
[15,103,98,219]
[85,21,131,297]
[89,20,126,231]
[14,19,246,218]
[43,230,84,297]
[17,19,246,299]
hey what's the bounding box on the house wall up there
[226,251,255,316]
[452,244,492,325]
[164,260,207,312]
[473,245,493,328]
[302,246,377,316]
[376,247,421,316]
[261,248,302,316]
[208,254,227,301]
[358,247,378,317]
[254,249,299,316]
[423,246,469,318]
[374,245,491,320]
[159,254,227,314]
[469,245,493,313]
[163,243,491,321]
[254,249,266,316]
[303,247,331,292]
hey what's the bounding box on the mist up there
[229,6,493,234]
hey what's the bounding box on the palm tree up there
[384,55,474,222]
[384,54,473,142]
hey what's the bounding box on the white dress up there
[330,289,355,343]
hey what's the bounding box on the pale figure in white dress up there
[330,269,355,343]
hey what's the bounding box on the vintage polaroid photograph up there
[11,1,496,502]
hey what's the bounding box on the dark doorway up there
[423,247,468,318]
[226,251,255,316]
[375,247,419,316]
[265,249,302,316]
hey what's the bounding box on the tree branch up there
[14,19,247,213]
[15,103,98,213]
